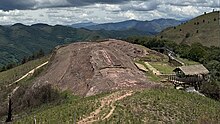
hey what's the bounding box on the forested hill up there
[159,11,220,47]
[0,23,147,69]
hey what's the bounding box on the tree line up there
[0,49,45,72]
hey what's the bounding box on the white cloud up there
[0,0,219,25]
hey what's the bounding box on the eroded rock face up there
[33,40,158,96]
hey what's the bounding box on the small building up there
[173,64,209,78]
[169,64,210,90]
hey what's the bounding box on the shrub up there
[22,84,60,107]
[185,33,190,38]
[11,84,61,114]
[200,81,220,101]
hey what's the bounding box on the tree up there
[37,49,45,58]
[188,43,206,62]
[21,56,27,64]
[201,81,220,101]
[0,66,6,72]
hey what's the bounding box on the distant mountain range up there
[0,18,183,68]
[0,23,148,68]
[70,19,182,34]
[70,22,97,28]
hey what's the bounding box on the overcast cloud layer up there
[0,0,219,25]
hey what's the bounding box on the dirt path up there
[7,61,49,87]
[77,90,134,124]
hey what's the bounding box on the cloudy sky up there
[0,0,219,25]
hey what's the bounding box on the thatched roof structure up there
[174,64,209,76]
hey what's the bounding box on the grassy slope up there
[160,11,220,47]
[177,56,199,65]
[0,56,49,120]
[0,56,49,86]
[149,62,175,74]
[13,89,220,123]
[106,89,220,123]
[14,92,109,124]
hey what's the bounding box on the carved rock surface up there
[33,39,158,96]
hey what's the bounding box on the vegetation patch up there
[149,62,175,74]
[104,89,220,123]
[14,92,109,123]
[0,56,49,120]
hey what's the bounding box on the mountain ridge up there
[70,18,182,34]
[0,23,150,69]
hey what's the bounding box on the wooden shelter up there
[169,64,210,90]
[173,64,209,77]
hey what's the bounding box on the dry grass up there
[160,11,220,47]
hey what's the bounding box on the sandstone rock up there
[33,40,159,96]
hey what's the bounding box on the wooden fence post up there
[34,115,36,124]
[5,95,12,122]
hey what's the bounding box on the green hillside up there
[159,11,220,47]
[0,24,147,69]
[0,56,49,118]
[13,89,220,123]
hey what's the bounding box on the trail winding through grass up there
[78,90,134,124]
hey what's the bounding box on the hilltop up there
[159,11,220,47]
[32,40,159,96]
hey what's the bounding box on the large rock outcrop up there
[33,39,158,96]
